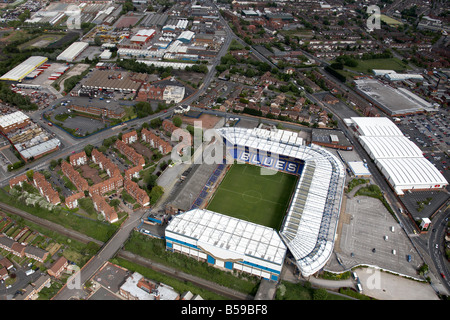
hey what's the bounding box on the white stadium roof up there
[0,56,48,82]
[216,127,346,277]
[347,117,448,195]
[166,208,287,267]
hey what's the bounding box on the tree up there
[26,170,34,180]
[418,263,429,276]
[143,173,158,190]
[149,185,164,205]
[50,159,58,170]
[172,116,182,127]
[134,101,153,118]
[150,118,162,129]
[84,144,94,157]
[313,288,328,300]
[94,36,102,46]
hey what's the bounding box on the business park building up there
[346,117,447,195]
[354,78,438,116]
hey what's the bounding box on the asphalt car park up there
[398,111,450,155]
[334,196,421,279]
[401,190,450,221]
[50,104,109,137]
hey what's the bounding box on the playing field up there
[206,163,298,230]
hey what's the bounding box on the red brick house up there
[70,151,88,167]
[48,256,68,279]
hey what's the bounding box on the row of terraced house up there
[8,127,174,223]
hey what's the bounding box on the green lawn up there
[206,163,298,230]
[380,14,403,26]
[347,57,410,74]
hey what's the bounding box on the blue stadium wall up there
[225,143,304,176]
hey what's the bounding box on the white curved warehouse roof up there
[377,157,448,193]
[350,116,404,136]
[348,117,448,195]
[359,136,423,159]
[216,127,346,277]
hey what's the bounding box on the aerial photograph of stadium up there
[0,0,448,312]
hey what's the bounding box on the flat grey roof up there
[354,78,436,115]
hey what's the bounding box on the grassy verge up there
[346,178,369,193]
[124,231,260,296]
[275,280,352,300]
[0,187,117,242]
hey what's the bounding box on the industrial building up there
[163,85,185,103]
[0,56,48,82]
[177,31,195,43]
[0,111,61,161]
[56,42,89,62]
[81,70,146,93]
[347,117,448,195]
[311,129,353,151]
[0,111,31,134]
[354,78,437,116]
[372,70,424,81]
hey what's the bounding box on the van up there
[356,282,363,293]
[392,249,396,255]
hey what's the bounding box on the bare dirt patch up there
[131,141,153,161]
[80,164,103,184]
[182,113,221,130]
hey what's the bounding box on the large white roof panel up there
[0,56,48,82]
[350,117,404,136]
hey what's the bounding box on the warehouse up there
[136,60,191,70]
[347,117,448,195]
[0,111,31,134]
[177,31,195,43]
[0,56,48,82]
[311,129,353,151]
[130,29,156,44]
[16,138,61,161]
[354,78,437,116]
[56,42,89,62]
[81,70,145,93]
[384,72,424,81]
[348,161,371,178]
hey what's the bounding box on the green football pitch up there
[206,163,298,230]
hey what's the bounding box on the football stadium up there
[165,127,346,279]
